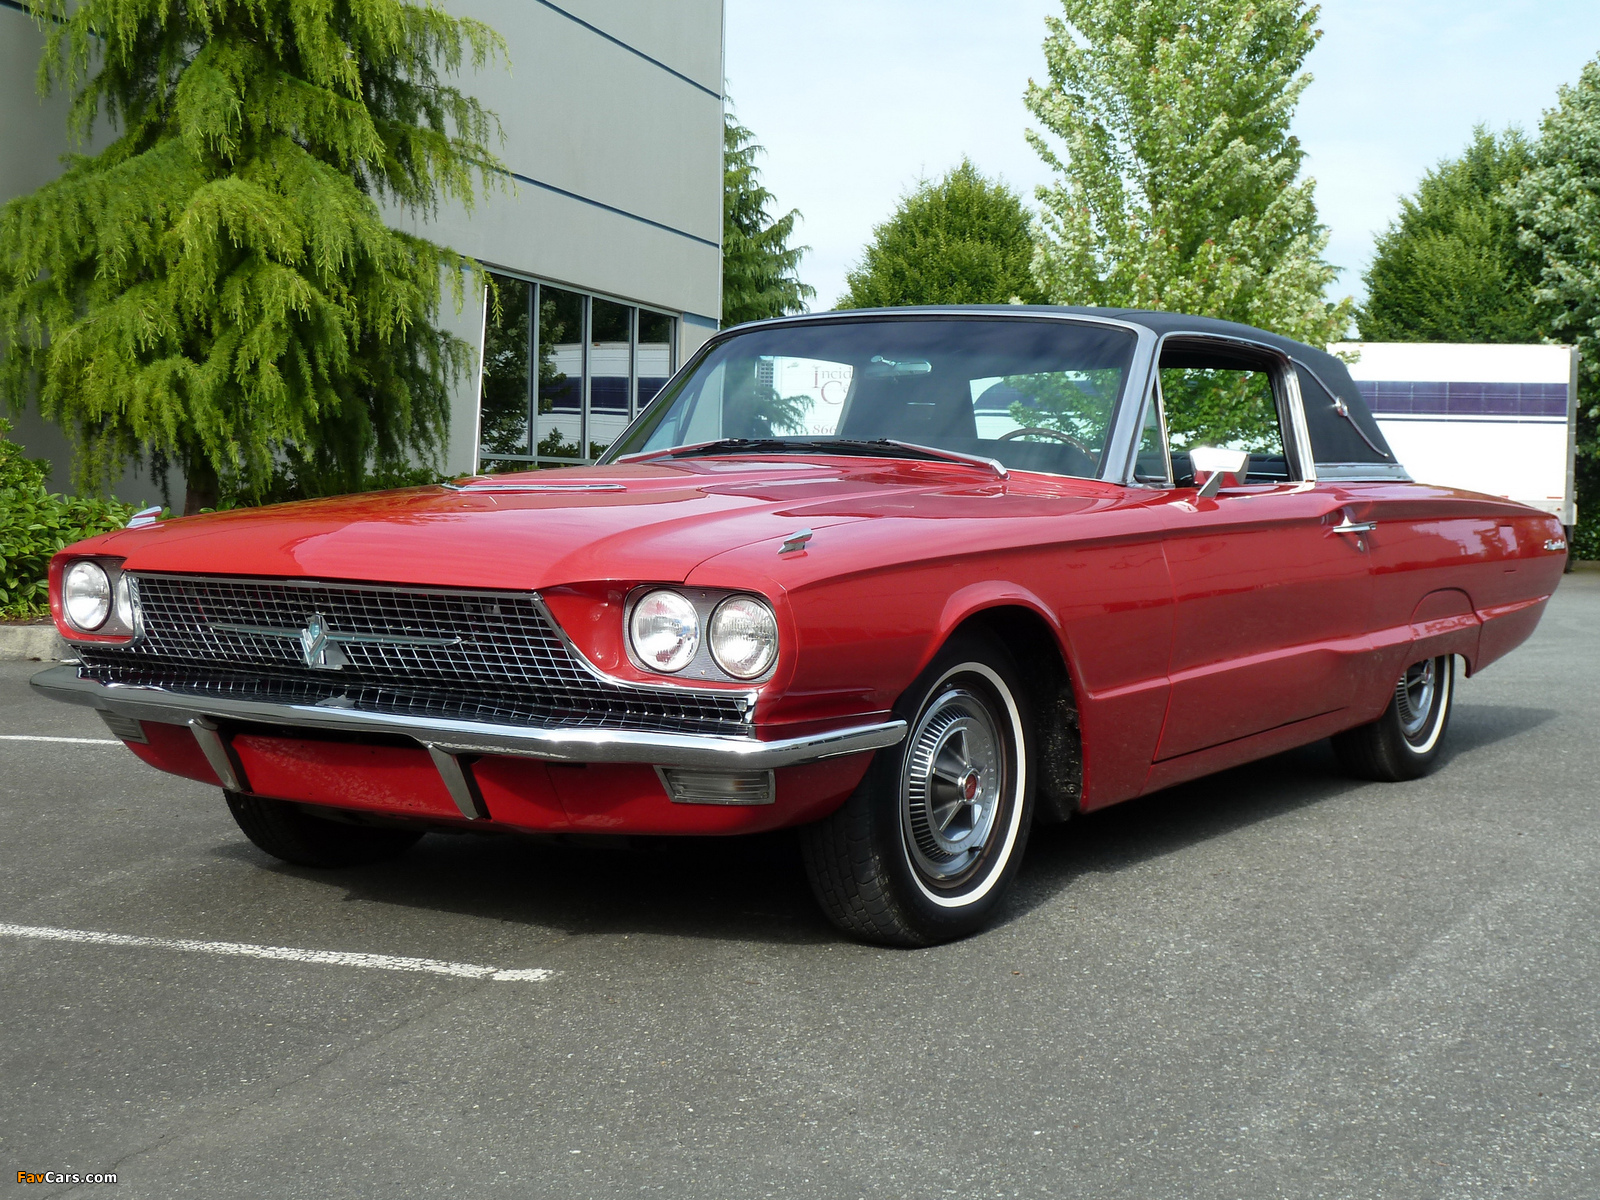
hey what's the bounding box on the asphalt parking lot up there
[2,573,1597,1200]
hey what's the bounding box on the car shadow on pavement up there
[212,702,1558,948]
[1001,700,1559,929]
[216,824,837,946]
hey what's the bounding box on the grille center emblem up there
[299,613,348,670]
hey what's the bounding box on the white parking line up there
[0,735,120,745]
[0,923,552,982]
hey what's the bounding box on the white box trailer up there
[1333,342,1579,529]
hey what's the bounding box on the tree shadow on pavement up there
[211,702,1558,949]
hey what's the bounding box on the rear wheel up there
[225,791,423,868]
[799,633,1035,947]
[1333,655,1455,782]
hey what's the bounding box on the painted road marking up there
[0,923,552,982]
[0,735,120,745]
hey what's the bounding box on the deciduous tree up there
[1511,54,1600,554]
[1026,0,1349,346]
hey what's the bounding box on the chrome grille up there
[79,575,750,734]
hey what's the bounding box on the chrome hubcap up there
[902,686,1005,884]
[1395,658,1437,740]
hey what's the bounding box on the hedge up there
[1,419,140,619]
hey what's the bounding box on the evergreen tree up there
[723,110,813,326]
[1511,54,1600,551]
[1360,128,1541,343]
[0,0,505,511]
[839,159,1044,309]
[1026,0,1350,347]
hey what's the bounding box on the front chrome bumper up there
[30,665,907,772]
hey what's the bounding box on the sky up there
[724,0,1600,314]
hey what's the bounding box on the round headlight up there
[630,590,700,673]
[63,560,112,631]
[709,596,779,679]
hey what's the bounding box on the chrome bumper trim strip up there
[30,667,905,771]
[425,745,489,820]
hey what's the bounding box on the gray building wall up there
[1,3,168,502]
[1,0,725,493]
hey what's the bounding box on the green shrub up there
[1573,515,1600,563]
[1,419,140,620]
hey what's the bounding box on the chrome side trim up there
[31,667,905,771]
[189,717,248,792]
[425,746,488,820]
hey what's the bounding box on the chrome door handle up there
[1332,519,1376,535]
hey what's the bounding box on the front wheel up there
[800,633,1035,947]
[1333,655,1455,782]
[225,791,424,868]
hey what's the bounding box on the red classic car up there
[35,308,1567,945]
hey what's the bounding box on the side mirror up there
[1190,447,1251,499]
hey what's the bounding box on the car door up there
[1145,337,1374,762]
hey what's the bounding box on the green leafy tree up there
[723,110,813,326]
[0,0,505,512]
[1511,54,1600,554]
[840,159,1044,308]
[1026,0,1350,447]
[1360,127,1542,343]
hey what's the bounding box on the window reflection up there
[589,298,633,459]
[478,274,531,458]
[476,276,679,469]
[637,310,675,411]
[536,287,585,461]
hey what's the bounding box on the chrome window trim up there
[1130,331,1319,486]
[595,309,1161,486]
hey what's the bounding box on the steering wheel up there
[997,427,1091,454]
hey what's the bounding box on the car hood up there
[81,459,1111,591]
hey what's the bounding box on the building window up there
[478,273,678,472]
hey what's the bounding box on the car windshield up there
[601,317,1140,479]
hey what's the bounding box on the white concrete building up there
[0,0,725,496]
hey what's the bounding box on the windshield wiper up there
[622,438,1006,477]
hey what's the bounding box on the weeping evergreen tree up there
[723,110,813,326]
[0,0,505,512]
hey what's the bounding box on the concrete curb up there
[0,624,68,662]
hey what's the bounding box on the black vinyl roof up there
[774,306,1397,467]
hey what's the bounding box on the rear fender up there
[1408,588,1482,675]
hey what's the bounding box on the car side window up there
[1157,345,1292,485]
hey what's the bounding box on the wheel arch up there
[938,597,1084,825]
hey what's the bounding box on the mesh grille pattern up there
[80,574,750,734]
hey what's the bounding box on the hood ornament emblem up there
[299,612,349,670]
[778,528,814,555]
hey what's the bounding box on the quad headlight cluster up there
[627,589,779,680]
[60,558,140,639]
